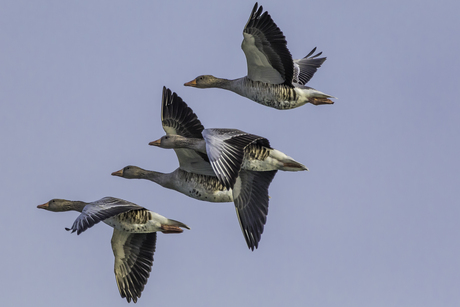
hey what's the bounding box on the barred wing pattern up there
[242,3,293,85]
[233,170,277,250]
[65,197,143,235]
[161,86,214,176]
[112,230,157,303]
[293,47,326,85]
[203,128,269,189]
[161,86,204,138]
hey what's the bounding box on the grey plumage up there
[184,2,335,110]
[142,87,307,250]
[233,170,277,250]
[112,230,156,303]
[293,47,327,85]
[65,197,142,235]
[37,197,189,303]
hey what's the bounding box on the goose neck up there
[69,201,88,213]
[141,169,173,188]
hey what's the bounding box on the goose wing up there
[161,87,214,176]
[232,170,277,250]
[161,86,204,138]
[111,229,157,303]
[242,3,293,85]
[293,47,327,85]
[202,128,269,189]
[65,197,143,235]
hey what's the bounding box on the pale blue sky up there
[1,0,460,306]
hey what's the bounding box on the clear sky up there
[1,0,460,306]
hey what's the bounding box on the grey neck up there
[211,77,238,91]
[175,138,206,153]
[138,169,173,188]
[69,201,88,213]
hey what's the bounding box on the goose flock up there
[112,86,308,251]
[37,3,335,303]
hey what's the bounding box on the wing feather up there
[112,230,157,303]
[203,129,269,189]
[161,87,214,175]
[293,47,327,85]
[161,86,204,138]
[66,197,143,235]
[232,170,277,250]
[242,3,293,85]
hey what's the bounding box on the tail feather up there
[269,149,308,172]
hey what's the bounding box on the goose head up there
[111,166,146,179]
[184,75,221,88]
[37,199,74,212]
[149,135,194,149]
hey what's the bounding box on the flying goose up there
[150,87,307,190]
[111,166,276,251]
[184,2,335,110]
[37,197,189,303]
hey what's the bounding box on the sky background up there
[1,0,460,306]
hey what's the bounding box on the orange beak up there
[111,169,123,177]
[149,139,161,146]
[37,202,49,209]
[184,79,197,87]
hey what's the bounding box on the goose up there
[150,87,307,190]
[111,166,234,203]
[37,197,189,303]
[184,2,335,110]
[111,166,276,251]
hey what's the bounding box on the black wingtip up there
[160,87,205,138]
[305,47,317,58]
[162,86,172,107]
[250,2,263,21]
[306,49,323,59]
[65,227,78,234]
[245,232,259,251]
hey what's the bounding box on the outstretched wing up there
[66,197,143,235]
[160,87,214,176]
[293,47,327,85]
[232,170,277,250]
[161,86,204,138]
[112,230,157,303]
[203,128,269,189]
[242,3,293,85]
